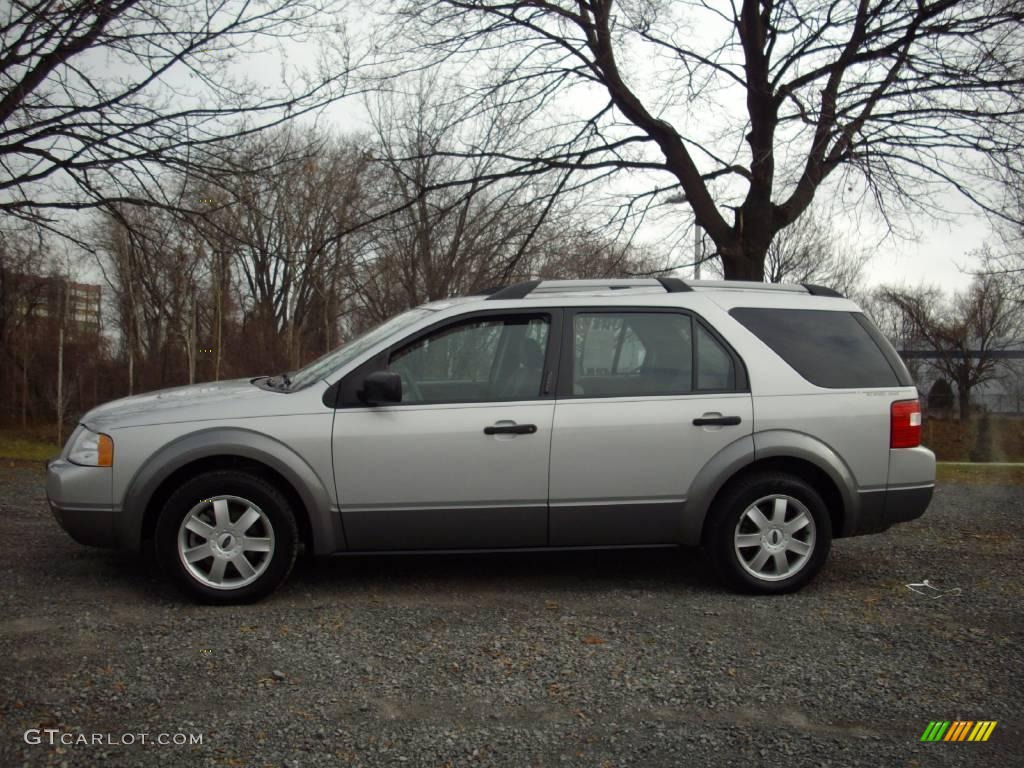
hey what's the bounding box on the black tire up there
[155,470,299,604]
[704,472,832,594]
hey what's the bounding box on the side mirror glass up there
[360,370,402,404]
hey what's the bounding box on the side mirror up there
[360,370,402,405]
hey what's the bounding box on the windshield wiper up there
[266,372,293,390]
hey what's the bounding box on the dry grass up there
[936,462,1024,486]
[0,429,59,462]
[922,414,1024,462]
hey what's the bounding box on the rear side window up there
[729,308,900,388]
[573,312,692,397]
[568,311,743,397]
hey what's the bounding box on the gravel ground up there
[0,464,1021,768]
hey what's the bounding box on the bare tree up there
[0,226,50,423]
[879,275,1020,420]
[704,206,871,295]
[0,227,48,354]
[974,183,1024,303]
[0,0,358,237]
[98,205,206,391]
[860,283,936,383]
[391,0,1024,279]
[199,127,368,369]
[1000,359,1024,414]
[349,84,592,322]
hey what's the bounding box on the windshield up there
[285,308,433,390]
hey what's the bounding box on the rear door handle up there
[484,423,537,435]
[692,415,742,426]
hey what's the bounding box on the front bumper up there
[46,458,118,548]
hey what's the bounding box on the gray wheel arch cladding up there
[682,430,859,545]
[119,428,342,554]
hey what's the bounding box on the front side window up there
[572,312,693,397]
[388,315,550,404]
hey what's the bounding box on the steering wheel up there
[390,362,423,403]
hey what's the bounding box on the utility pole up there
[187,295,197,385]
[694,223,702,280]
[56,280,68,446]
[57,324,64,444]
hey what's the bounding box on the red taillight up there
[890,399,922,448]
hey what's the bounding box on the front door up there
[333,310,559,550]
[548,308,753,545]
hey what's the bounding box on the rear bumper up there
[46,458,118,548]
[849,484,934,536]
[845,444,935,537]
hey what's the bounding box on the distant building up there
[14,274,102,335]
[896,344,1024,415]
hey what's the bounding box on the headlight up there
[67,427,114,467]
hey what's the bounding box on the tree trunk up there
[714,199,776,281]
[719,242,768,280]
[21,355,28,427]
[957,382,970,422]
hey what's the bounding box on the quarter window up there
[729,308,900,388]
[696,323,736,390]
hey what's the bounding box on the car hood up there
[81,378,283,429]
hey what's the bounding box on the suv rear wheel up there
[155,470,298,603]
[705,472,832,594]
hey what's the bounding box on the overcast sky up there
[313,90,994,295]
[59,4,1001,297]
[319,6,999,295]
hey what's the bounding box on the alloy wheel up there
[176,495,276,590]
[733,494,816,582]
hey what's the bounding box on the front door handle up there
[692,415,742,426]
[484,423,537,435]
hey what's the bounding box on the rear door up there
[548,308,752,545]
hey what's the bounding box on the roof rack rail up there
[485,278,691,300]
[479,278,843,300]
[802,283,845,298]
[656,277,693,293]
[485,280,542,300]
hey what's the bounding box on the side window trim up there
[334,307,563,408]
[555,307,748,399]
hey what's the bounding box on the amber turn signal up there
[97,434,114,467]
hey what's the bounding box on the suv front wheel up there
[705,472,832,594]
[155,470,299,603]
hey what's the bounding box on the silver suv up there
[47,279,935,602]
